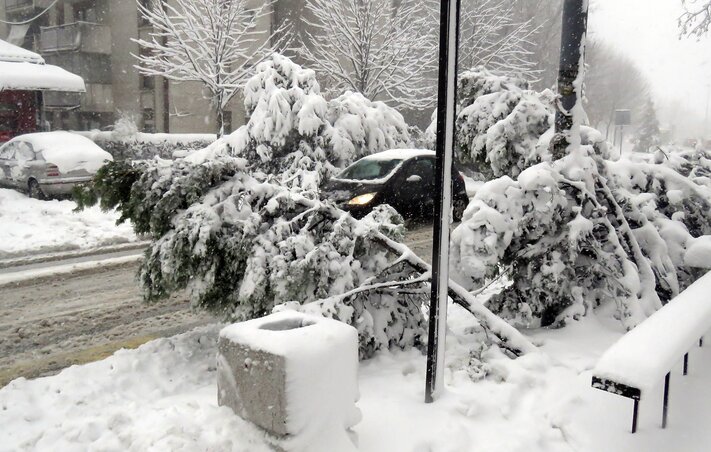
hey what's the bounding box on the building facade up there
[0,0,259,134]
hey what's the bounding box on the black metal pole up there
[632,399,639,433]
[700,337,704,347]
[683,353,689,376]
[662,372,671,428]
[551,0,589,159]
[425,0,460,404]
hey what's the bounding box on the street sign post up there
[425,0,461,404]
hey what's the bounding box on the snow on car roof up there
[362,148,435,161]
[12,132,112,173]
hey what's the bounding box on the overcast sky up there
[588,0,711,134]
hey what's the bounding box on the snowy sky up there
[588,0,711,134]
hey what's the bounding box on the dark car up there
[321,149,469,222]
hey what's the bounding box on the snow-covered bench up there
[591,271,711,433]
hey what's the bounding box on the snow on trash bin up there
[217,311,361,452]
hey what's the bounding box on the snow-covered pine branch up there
[133,0,289,136]
[299,0,437,109]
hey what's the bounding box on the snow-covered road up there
[0,224,435,386]
[0,259,215,386]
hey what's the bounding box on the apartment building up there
[0,0,265,133]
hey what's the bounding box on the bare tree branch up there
[132,0,290,136]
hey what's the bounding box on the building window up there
[143,108,156,133]
[74,1,98,23]
[140,75,155,91]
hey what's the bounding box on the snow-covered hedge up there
[75,130,215,161]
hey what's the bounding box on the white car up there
[0,132,113,199]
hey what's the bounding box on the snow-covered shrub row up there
[75,130,215,161]
[449,70,711,329]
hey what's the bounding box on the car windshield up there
[337,158,402,181]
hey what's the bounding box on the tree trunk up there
[216,105,224,138]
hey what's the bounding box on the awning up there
[0,61,86,92]
[6,24,30,46]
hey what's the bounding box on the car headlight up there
[347,192,377,206]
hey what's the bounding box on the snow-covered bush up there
[426,67,554,179]
[456,68,555,179]
[449,72,711,329]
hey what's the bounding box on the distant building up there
[0,0,265,134]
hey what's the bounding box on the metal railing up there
[5,0,35,11]
[39,21,111,54]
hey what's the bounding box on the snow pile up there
[594,271,711,395]
[0,189,138,258]
[4,307,711,451]
[219,312,360,452]
[0,325,273,451]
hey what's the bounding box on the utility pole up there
[551,0,589,159]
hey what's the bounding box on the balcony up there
[5,0,52,14]
[39,22,111,55]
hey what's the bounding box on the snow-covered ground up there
[0,189,138,258]
[3,303,710,452]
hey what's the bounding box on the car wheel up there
[453,198,467,223]
[28,179,45,200]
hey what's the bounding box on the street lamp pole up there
[425,0,461,404]
[551,0,589,158]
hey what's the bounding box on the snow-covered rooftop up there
[0,39,85,92]
[0,39,44,64]
[363,148,435,161]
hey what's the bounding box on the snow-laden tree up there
[78,54,535,359]
[299,0,437,109]
[459,0,539,79]
[448,71,711,329]
[680,0,711,37]
[633,99,661,152]
[133,0,288,136]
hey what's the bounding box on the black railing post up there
[632,400,639,433]
[683,353,689,375]
[425,0,461,404]
[662,372,671,428]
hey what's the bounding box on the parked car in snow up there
[321,149,469,222]
[0,131,112,199]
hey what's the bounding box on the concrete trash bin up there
[217,311,361,450]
